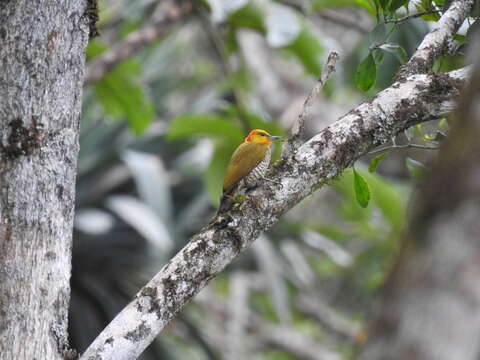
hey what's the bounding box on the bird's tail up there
[217,185,237,214]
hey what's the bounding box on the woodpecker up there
[219,129,281,212]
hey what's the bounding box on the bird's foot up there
[261,176,283,189]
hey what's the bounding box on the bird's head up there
[245,129,281,145]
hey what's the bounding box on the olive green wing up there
[223,142,267,193]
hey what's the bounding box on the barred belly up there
[244,147,271,188]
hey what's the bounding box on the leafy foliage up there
[87,41,154,134]
[353,168,371,208]
[282,26,324,76]
[355,52,377,91]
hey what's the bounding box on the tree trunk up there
[0,1,88,359]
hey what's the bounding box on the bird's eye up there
[260,133,266,136]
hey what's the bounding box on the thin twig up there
[368,143,439,155]
[385,10,442,24]
[288,51,339,143]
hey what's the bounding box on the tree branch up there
[384,10,442,24]
[367,143,439,155]
[283,51,339,158]
[79,65,470,360]
[84,0,193,85]
[396,0,473,80]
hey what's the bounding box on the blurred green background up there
[72,0,472,358]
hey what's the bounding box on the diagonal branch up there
[396,0,473,80]
[84,0,194,85]
[79,66,470,360]
[384,10,442,24]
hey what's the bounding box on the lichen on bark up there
[0,1,89,359]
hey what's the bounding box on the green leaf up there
[376,0,390,11]
[282,27,324,76]
[432,55,464,72]
[331,170,371,221]
[332,168,407,229]
[420,0,432,8]
[368,152,388,173]
[86,40,107,60]
[421,12,441,21]
[415,1,441,21]
[355,0,377,15]
[166,114,244,142]
[355,52,376,91]
[406,157,425,180]
[228,3,266,32]
[378,43,408,64]
[312,0,360,10]
[353,168,371,208]
[387,0,409,12]
[94,59,154,134]
[453,34,467,43]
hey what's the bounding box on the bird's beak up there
[269,136,282,141]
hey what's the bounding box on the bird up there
[219,129,281,213]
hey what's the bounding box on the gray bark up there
[396,0,473,80]
[356,35,480,360]
[0,1,89,359]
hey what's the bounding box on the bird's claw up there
[262,176,283,189]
